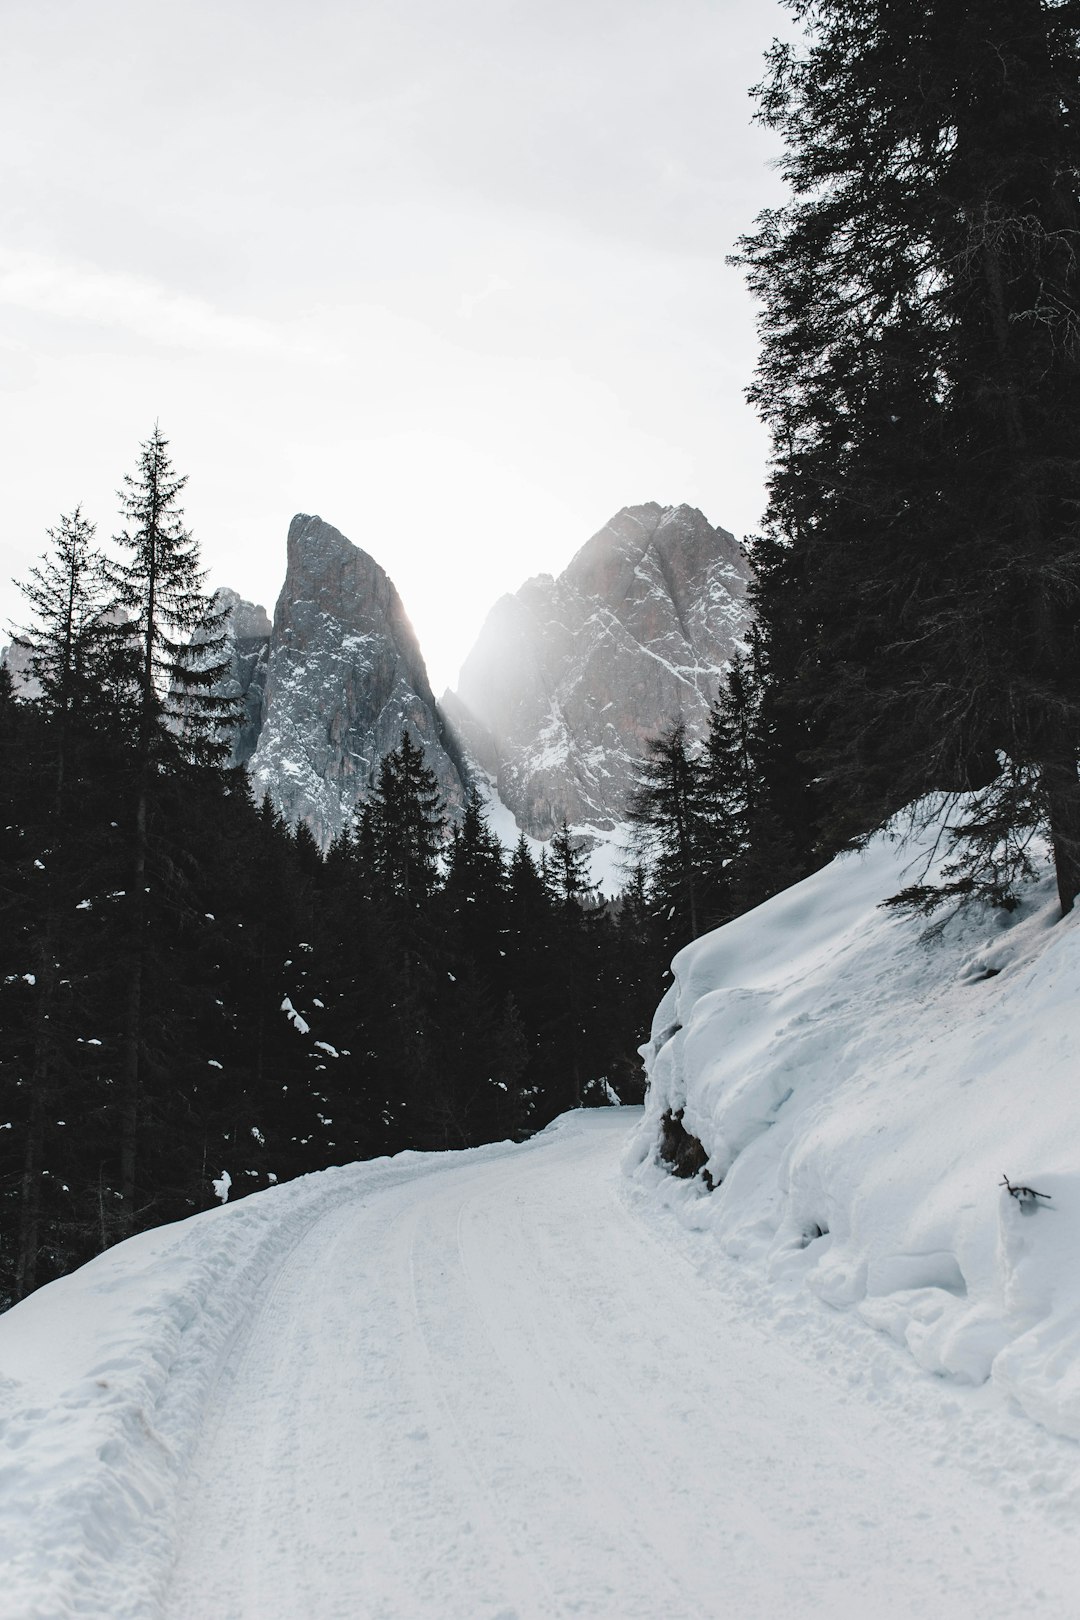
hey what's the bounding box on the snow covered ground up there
[475,769,631,897]
[1,1107,1079,1619]
[633,808,1080,1451]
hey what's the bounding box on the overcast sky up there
[1,0,790,693]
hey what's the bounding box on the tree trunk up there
[1042,744,1080,917]
[118,947,143,1236]
[14,1040,48,1299]
[118,778,148,1237]
[14,806,67,1298]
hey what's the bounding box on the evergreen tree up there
[11,509,118,770]
[108,426,234,765]
[369,730,448,1141]
[503,834,558,1121]
[4,511,128,1295]
[626,722,714,948]
[705,655,759,833]
[371,730,445,916]
[105,426,236,1231]
[508,833,546,921]
[736,0,1080,914]
[434,793,533,1143]
[542,821,604,1110]
[547,819,594,909]
[701,639,812,918]
[441,789,508,972]
[603,865,661,1103]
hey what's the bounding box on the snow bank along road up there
[2,1110,1079,1620]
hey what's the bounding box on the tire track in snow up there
[446,1157,720,1617]
[161,1194,364,1618]
[402,1180,566,1617]
[160,1151,515,1620]
[156,1113,1080,1620]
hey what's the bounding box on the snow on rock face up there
[246,515,466,843]
[629,810,1080,1442]
[447,503,750,838]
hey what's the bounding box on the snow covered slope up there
[472,766,631,896]
[631,810,1080,1443]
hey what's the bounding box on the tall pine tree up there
[626,722,716,948]
[736,0,1080,913]
[106,426,235,1231]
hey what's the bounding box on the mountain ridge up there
[6,502,752,859]
[445,502,751,837]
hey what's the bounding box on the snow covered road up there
[3,1109,1079,1619]
[163,1111,1077,1620]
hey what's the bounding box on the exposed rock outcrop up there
[212,590,272,768]
[8,503,748,859]
[246,515,466,843]
[0,638,39,700]
[446,503,750,837]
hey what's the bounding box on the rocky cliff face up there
[446,503,751,837]
[200,589,272,768]
[8,503,748,858]
[246,514,466,843]
[0,638,39,699]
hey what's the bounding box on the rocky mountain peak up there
[215,588,271,644]
[276,515,416,656]
[8,501,748,864]
[446,502,751,838]
[206,590,272,769]
[246,515,466,843]
[0,637,38,699]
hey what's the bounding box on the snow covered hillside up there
[631,809,1080,1444]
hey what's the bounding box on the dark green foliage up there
[626,635,811,957]
[11,508,116,743]
[547,819,595,908]
[0,642,657,1305]
[734,0,1080,915]
[626,722,714,951]
[101,428,241,1236]
[108,424,234,768]
[371,730,444,910]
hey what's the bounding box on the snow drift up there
[628,810,1080,1443]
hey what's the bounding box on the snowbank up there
[627,813,1080,1443]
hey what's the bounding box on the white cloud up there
[457,274,511,321]
[0,250,324,359]
[0,0,791,686]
